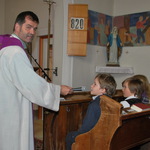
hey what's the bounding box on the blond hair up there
[95,73,117,96]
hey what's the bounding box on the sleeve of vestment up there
[2,46,61,111]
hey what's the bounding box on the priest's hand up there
[60,85,73,95]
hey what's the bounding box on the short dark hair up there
[95,73,117,96]
[122,77,144,98]
[13,11,39,31]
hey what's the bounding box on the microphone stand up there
[26,49,51,82]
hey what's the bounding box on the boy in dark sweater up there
[66,73,117,150]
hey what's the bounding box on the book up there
[131,103,150,112]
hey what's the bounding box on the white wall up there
[113,0,150,16]
[75,0,114,15]
[71,0,150,90]
[71,0,114,90]
[3,0,65,85]
[1,0,150,90]
[72,46,107,90]
[0,0,5,34]
[112,0,150,88]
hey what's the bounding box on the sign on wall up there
[70,17,84,30]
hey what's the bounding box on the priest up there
[0,11,72,150]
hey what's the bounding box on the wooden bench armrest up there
[72,95,122,150]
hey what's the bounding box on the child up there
[133,74,150,104]
[120,77,144,108]
[66,73,117,150]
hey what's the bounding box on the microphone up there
[25,49,51,82]
[72,86,86,91]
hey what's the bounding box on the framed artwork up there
[114,11,150,46]
[87,10,112,46]
[88,10,150,47]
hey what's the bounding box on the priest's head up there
[13,11,39,43]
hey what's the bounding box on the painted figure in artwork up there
[106,26,122,66]
[98,17,107,45]
[136,15,149,45]
[105,19,111,37]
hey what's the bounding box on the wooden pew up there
[72,95,150,150]
[43,92,92,150]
